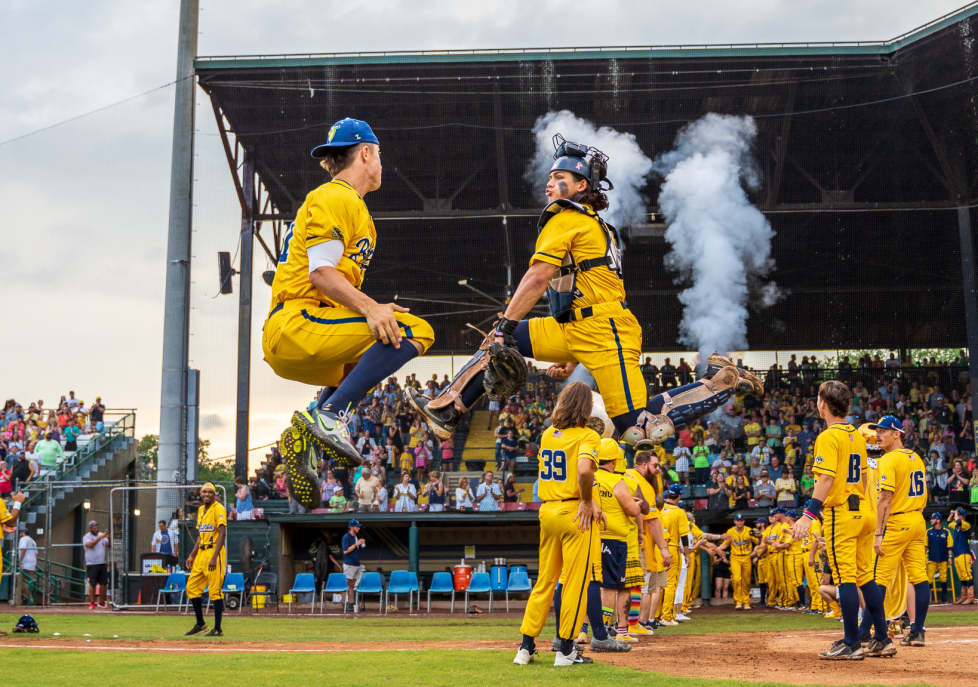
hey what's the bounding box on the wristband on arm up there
[804,498,823,520]
[495,317,519,341]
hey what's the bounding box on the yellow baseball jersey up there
[269,179,376,313]
[626,468,663,571]
[530,206,625,310]
[877,448,927,514]
[725,526,756,557]
[779,522,803,554]
[595,468,629,541]
[812,423,868,507]
[763,522,783,555]
[536,426,600,502]
[661,503,689,549]
[196,501,228,548]
[0,501,12,573]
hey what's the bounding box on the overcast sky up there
[1,0,968,464]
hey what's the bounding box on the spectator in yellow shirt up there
[745,416,762,448]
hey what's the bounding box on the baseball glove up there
[482,341,528,401]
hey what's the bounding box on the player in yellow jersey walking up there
[867,416,930,650]
[514,382,609,667]
[947,508,975,605]
[790,381,888,660]
[627,451,671,631]
[185,483,227,637]
[658,484,690,626]
[720,513,757,610]
[264,118,435,508]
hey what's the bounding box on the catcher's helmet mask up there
[550,134,614,192]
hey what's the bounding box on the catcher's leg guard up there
[408,327,495,440]
[704,352,764,397]
[622,365,740,447]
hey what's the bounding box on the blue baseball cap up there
[930,513,942,520]
[867,416,904,434]
[786,509,799,519]
[665,484,683,498]
[733,512,745,520]
[348,519,362,528]
[311,118,379,157]
[756,517,768,525]
[956,507,968,516]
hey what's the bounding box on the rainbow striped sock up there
[628,588,641,629]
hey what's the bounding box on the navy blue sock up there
[512,320,532,357]
[941,581,947,602]
[213,599,224,631]
[191,597,205,626]
[553,583,563,638]
[759,583,768,605]
[797,586,807,606]
[324,341,419,414]
[911,581,931,633]
[860,580,887,641]
[587,582,608,640]
[857,604,873,637]
[316,386,337,409]
[838,583,860,646]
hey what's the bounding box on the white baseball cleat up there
[513,648,535,665]
[554,648,594,666]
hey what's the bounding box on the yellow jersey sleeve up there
[531,210,585,267]
[0,501,10,525]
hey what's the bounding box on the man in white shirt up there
[18,527,38,605]
[82,520,110,609]
[151,520,175,557]
[354,468,381,513]
[475,471,503,511]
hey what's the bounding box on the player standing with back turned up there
[513,382,610,667]
[791,381,888,660]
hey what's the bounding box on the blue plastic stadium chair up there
[355,572,385,614]
[386,570,419,613]
[287,573,317,614]
[505,571,533,612]
[465,572,493,613]
[205,573,247,613]
[427,572,456,613]
[321,573,350,613]
[155,572,186,612]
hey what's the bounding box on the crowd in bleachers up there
[0,393,107,489]
[644,351,977,509]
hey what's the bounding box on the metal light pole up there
[158,0,199,523]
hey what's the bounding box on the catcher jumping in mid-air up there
[263,118,435,509]
[410,134,763,449]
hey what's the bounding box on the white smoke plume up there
[652,113,778,369]
[527,111,652,228]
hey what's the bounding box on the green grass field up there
[6,611,975,687]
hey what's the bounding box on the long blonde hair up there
[458,477,469,490]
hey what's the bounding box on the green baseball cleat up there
[281,426,323,510]
[291,408,362,467]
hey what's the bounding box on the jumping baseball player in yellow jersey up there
[185,483,227,637]
[592,438,642,650]
[408,136,763,451]
[658,484,690,625]
[264,118,434,509]
[802,513,825,613]
[948,508,975,605]
[865,416,930,650]
[626,451,671,631]
[720,513,757,609]
[790,381,888,660]
[514,382,608,667]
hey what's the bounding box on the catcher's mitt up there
[482,341,528,400]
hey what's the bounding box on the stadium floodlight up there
[83,500,91,510]
[134,509,141,517]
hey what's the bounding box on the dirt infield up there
[601,625,978,686]
[1,626,976,685]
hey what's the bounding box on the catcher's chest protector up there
[538,199,623,323]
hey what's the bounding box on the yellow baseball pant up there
[756,555,769,585]
[528,308,645,418]
[263,299,434,386]
[823,504,876,586]
[730,556,753,606]
[884,561,909,620]
[187,547,226,601]
[661,550,682,621]
[954,553,974,584]
[805,560,825,611]
[782,553,805,606]
[683,553,699,611]
[873,512,928,587]
[772,553,786,605]
[927,561,948,583]
[519,501,601,640]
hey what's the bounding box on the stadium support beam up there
[957,206,978,453]
[158,0,198,523]
[236,151,255,480]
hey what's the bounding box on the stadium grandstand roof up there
[195,3,978,352]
